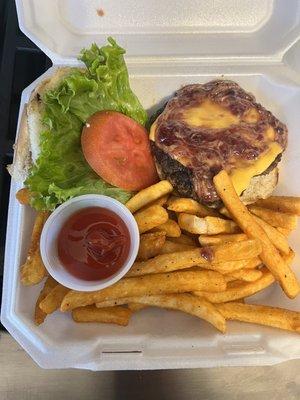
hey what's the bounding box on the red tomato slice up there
[81,111,159,191]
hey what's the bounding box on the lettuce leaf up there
[25,38,147,210]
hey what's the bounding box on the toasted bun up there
[240,167,278,205]
[7,67,75,182]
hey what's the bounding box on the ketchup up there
[57,207,130,281]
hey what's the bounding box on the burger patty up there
[151,80,288,206]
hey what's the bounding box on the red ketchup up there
[57,207,130,281]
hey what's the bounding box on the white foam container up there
[2,0,300,370]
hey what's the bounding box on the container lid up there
[16,0,300,64]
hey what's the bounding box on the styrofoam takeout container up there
[2,0,300,370]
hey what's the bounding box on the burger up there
[149,80,287,208]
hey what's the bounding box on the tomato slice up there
[81,111,159,191]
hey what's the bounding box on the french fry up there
[167,197,219,217]
[60,270,227,311]
[153,219,181,237]
[178,213,239,235]
[158,240,196,255]
[127,303,147,312]
[126,180,173,213]
[199,233,247,246]
[134,205,169,233]
[142,194,169,209]
[16,187,30,205]
[248,205,297,230]
[127,240,262,277]
[98,294,226,333]
[213,170,300,299]
[254,196,300,216]
[252,215,290,255]
[226,268,263,283]
[216,302,300,333]
[137,232,166,261]
[34,277,57,325]
[39,284,70,314]
[194,268,275,303]
[277,227,292,237]
[169,234,196,246]
[219,207,231,218]
[207,258,262,274]
[72,305,132,326]
[20,211,50,285]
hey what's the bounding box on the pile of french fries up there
[17,173,300,333]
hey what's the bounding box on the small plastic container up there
[40,194,139,292]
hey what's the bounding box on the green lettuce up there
[25,38,148,210]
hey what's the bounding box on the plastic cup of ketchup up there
[40,195,139,291]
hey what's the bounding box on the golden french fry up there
[127,239,262,277]
[142,194,169,209]
[226,268,263,283]
[254,196,300,216]
[178,213,239,235]
[277,227,292,237]
[194,268,275,303]
[137,232,166,261]
[214,170,300,299]
[16,187,30,205]
[152,219,181,237]
[126,180,173,213]
[20,211,50,286]
[39,284,70,314]
[199,233,247,246]
[252,215,289,255]
[127,303,147,312]
[134,205,169,233]
[72,305,132,326]
[216,302,300,333]
[207,258,262,274]
[169,234,196,246]
[99,294,226,333]
[158,240,196,255]
[167,197,220,217]
[34,277,57,325]
[248,205,297,230]
[61,270,226,311]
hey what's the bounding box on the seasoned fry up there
[214,170,300,299]
[60,270,227,311]
[207,258,262,274]
[143,194,169,209]
[39,284,70,314]
[199,233,247,246]
[194,268,275,303]
[137,232,166,261]
[178,213,239,235]
[134,205,169,233]
[72,305,132,326]
[98,294,226,333]
[252,214,290,255]
[153,219,181,237]
[126,180,173,213]
[16,187,30,205]
[169,234,196,246]
[226,268,263,283]
[277,227,292,237]
[127,239,262,277]
[248,205,297,230]
[127,303,147,312]
[216,302,300,333]
[34,277,57,325]
[158,240,196,255]
[167,197,219,217]
[20,212,50,285]
[254,196,300,216]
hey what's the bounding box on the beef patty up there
[150,80,287,207]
